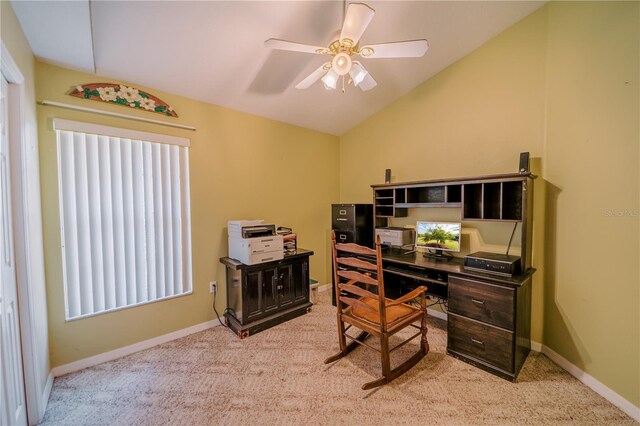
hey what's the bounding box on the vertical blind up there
[54,119,192,320]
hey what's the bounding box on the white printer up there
[228,220,284,265]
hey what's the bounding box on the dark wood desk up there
[367,172,536,381]
[372,248,534,381]
[380,248,533,296]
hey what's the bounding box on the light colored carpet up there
[42,290,635,425]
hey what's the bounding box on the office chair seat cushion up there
[352,297,414,324]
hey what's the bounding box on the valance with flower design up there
[69,83,178,117]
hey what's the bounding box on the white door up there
[0,75,27,425]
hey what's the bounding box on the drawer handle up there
[339,235,346,240]
[471,298,485,306]
[337,218,347,221]
[471,338,484,346]
[339,210,347,215]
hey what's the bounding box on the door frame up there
[1,41,50,424]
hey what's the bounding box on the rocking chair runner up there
[325,232,429,390]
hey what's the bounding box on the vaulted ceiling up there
[12,1,545,135]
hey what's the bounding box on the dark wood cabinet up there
[447,274,532,381]
[220,250,313,338]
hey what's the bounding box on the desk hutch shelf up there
[372,172,535,272]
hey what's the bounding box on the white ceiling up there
[12,1,545,135]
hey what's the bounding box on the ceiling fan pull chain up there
[342,75,346,93]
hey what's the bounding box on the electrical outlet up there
[209,281,217,294]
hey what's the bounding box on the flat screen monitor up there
[415,221,461,258]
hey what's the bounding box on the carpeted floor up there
[41,290,635,425]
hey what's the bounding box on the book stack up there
[277,227,297,256]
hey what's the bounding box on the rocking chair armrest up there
[386,286,428,307]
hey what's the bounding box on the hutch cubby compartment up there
[462,180,524,221]
[502,181,524,220]
[374,188,407,218]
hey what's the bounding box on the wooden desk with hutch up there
[370,172,536,381]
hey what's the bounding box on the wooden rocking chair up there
[325,232,429,390]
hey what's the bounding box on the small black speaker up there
[519,152,529,174]
[385,169,391,184]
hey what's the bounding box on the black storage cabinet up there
[220,250,313,338]
[331,204,373,305]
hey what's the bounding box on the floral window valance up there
[69,83,178,117]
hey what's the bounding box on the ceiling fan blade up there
[264,38,326,54]
[358,72,377,92]
[295,63,331,89]
[340,3,375,46]
[360,39,429,59]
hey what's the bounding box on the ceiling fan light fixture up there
[322,69,339,90]
[267,2,429,94]
[350,62,368,87]
[332,52,352,76]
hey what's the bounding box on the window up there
[54,119,192,320]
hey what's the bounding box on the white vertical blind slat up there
[56,127,191,321]
[142,142,157,301]
[152,143,166,299]
[131,140,148,303]
[161,144,174,297]
[120,138,137,305]
[58,131,81,319]
[97,135,116,310]
[73,132,94,315]
[170,145,183,295]
[109,136,127,308]
[181,148,192,293]
[86,134,106,313]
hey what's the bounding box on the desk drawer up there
[448,275,515,330]
[448,313,514,373]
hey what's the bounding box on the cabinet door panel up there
[292,259,308,302]
[245,270,262,322]
[262,267,279,313]
[278,264,294,307]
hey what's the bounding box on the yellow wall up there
[340,2,639,408]
[543,1,639,407]
[36,62,339,367]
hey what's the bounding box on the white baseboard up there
[530,340,542,352]
[516,340,637,420]
[427,308,447,321]
[539,343,639,422]
[51,318,223,377]
[318,283,331,292]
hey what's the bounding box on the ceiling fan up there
[264,2,428,93]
